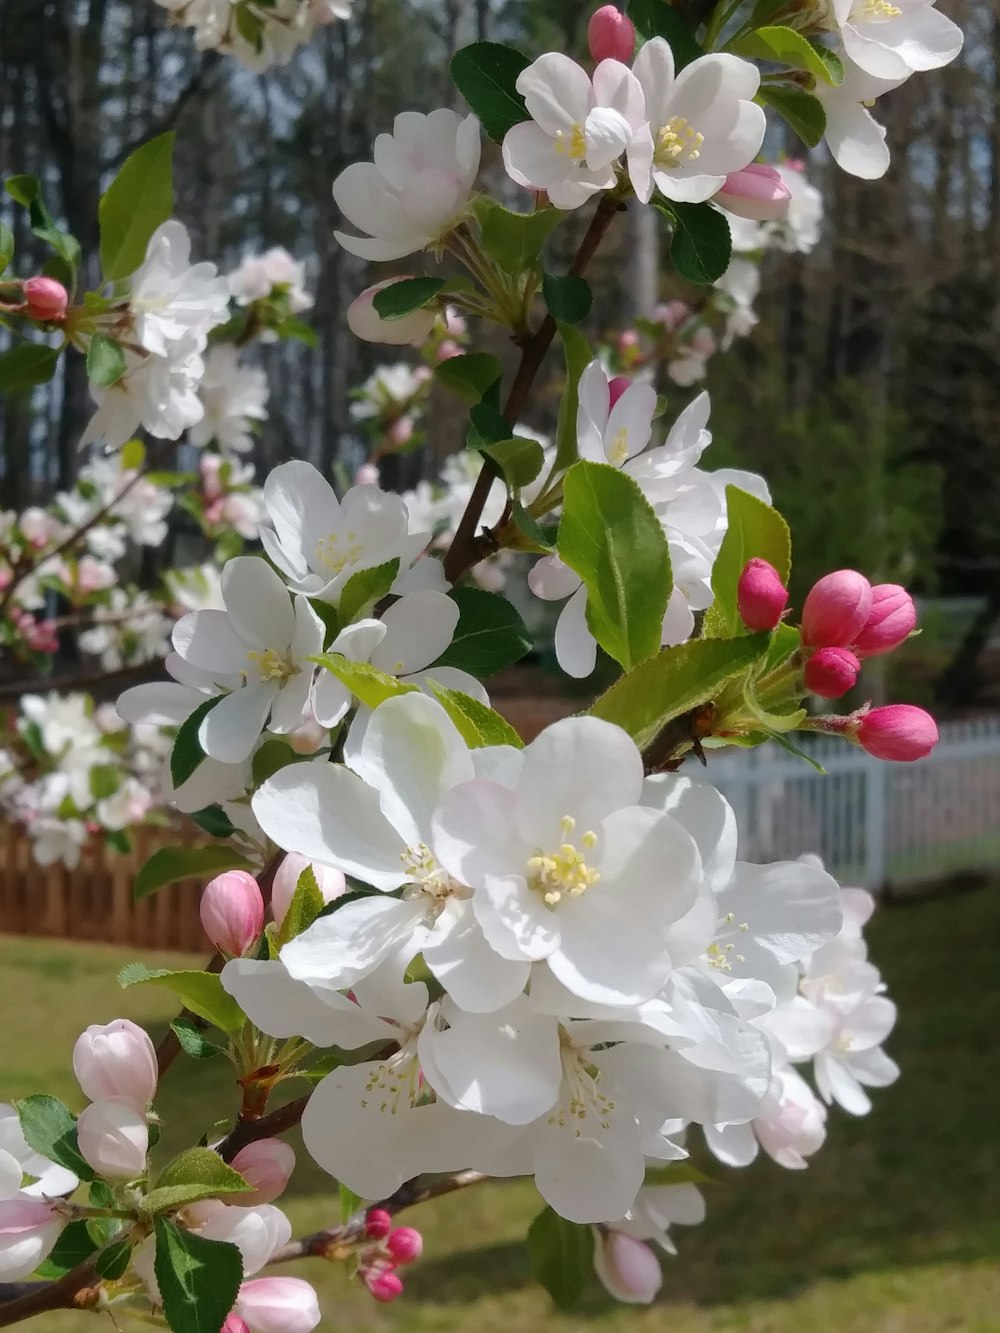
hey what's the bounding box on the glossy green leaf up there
[450,43,530,142]
[657,199,732,285]
[85,332,127,388]
[542,272,592,324]
[425,680,523,749]
[170,698,219,790]
[275,865,325,947]
[526,1207,591,1311]
[0,343,60,393]
[337,558,399,626]
[310,654,418,709]
[133,845,254,903]
[153,1217,243,1333]
[479,436,544,489]
[733,26,843,84]
[143,1149,251,1216]
[479,203,563,275]
[432,587,532,677]
[758,86,827,147]
[554,321,593,469]
[99,132,175,281]
[702,485,792,638]
[434,352,504,406]
[119,964,246,1033]
[627,0,702,67]
[371,277,445,320]
[15,1096,94,1182]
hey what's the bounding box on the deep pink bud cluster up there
[587,5,636,63]
[737,559,788,632]
[358,1213,424,1303]
[799,570,919,702]
[804,646,861,700]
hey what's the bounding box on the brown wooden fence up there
[0,823,212,953]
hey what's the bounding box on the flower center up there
[608,427,630,466]
[246,647,295,682]
[314,530,364,575]
[655,116,704,168]
[401,843,471,919]
[546,1028,617,1133]
[553,122,588,162]
[359,1040,425,1115]
[527,815,600,908]
[706,910,749,972]
[860,0,901,17]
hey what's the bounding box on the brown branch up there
[0,1260,100,1328]
[442,194,624,585]
[0,659,167,703]
[219,1094,311,1162]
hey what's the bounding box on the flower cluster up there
[155,0,352,70]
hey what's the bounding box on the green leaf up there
[810,43,844,85]
[170,698,219,790]
[758,86,826,148]
[144,1149,251,1217]
[339,1184,364,1224]
[15,1095,94,1182]
[34,1222,101,1278]
[643,1161,717,1187]
[450,42,530,142]
[371,277,445,321]
[310,654,418,709]
[554,321,593,470]
[0,342,60,393]
[251,738,304,788]
[189,806,239,840]
[0,222,14,274]
[154,1216,243,1333]
[434,352,504,406]
[85,332,127,388]
[120,438,146,470]
[656,199,732,285]
[627,0,702,68]
[542,272,592,324]
[99,132,175,281]
[479,436,544,489]
[702,485,792,639]
[119,964,246,1033]
[170,1018,221,1061]
[733,26,843,83]
[432,587,532,677]
[468,400,512,449]
[337,559,399,625]
[88,764,120,801]
[425,680,523,749]
[133,845,254,903]
[558,462,671,671]
[479,203,563,276]
[510,501,557,553]
[275,865,325,948]
[589,633,770,749]
[105,829,132,856]
[94,1239,134,1281]
[526,1207,591,1311]
[5,176,81,282]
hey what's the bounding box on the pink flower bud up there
[270,853,347,931]
[348,280,437,347]
[76,1097,149,1180]
[607,375,631,410]
[0,1198,67,1280]
[436,339,463,362]
[23,276,68,322]
[353,463,380,487]
[804,646,861,699]
[737,558,788,631]
[228,1140,296,1205]
[616,329,640,354]
[654,299,691,330]
[714,163,792,222]
[593,1231,662,1305]
[200,870,265,956]
[388,416,414,447]
[235,1277,321,1333]
[588,5,636,63]
[852,584,917,659]
[223,1317,251,1333]
[365,1208,392,1240]
[366,1270,404,1303]
[73,1019,158,1108]
[386,1227,423,1265]
[855,705,938,762]
[801,570,873,648]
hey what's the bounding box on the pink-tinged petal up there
[553,584,598,678]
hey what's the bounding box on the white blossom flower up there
[29,817,88,869]
[0,1104,78,1199]
[188,346,269,454]
[229,247,313,313]
[824,0,962,80]
[333,109,481,260]
[814,58,906,180]
[172,556,325,763]
[128,221,231,358]
[629,42,766,204]
[503,55,646,210]
[82,336,207,450]
[610,1181,706,1254]
[576,359,658,466]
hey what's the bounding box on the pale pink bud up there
[608,375,631,410]
[715,163,791,222]
[436,338,463,362]
[76,1097,149,1180]
[0,1198,66,1280]
[855,705,938,762]
[73,1018,158,1108]
[593,1231,662,1305]
[23,276,68,322]
[200,870,265,956]
[365,1208,392,1240]
[387,416,414,447]
[616,329,640,353]
[270,853,347,930]
[348,280,437,347]
[853,584,917,658]
[200,453,225,501]
[386,1227,423,1264]
[353,463,380,487]
[235,1277,321,1333]
[654,299,691,330]
[228,1140,296,1206]
[366,1270,404,1303]
[223,1317,251,1333]
[804,646,861,699]
[801,570,873,648]
[588,5,636,63]
[737,558,788,631]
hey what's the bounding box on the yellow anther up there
[655,116,705,168]
[864,0,901,16]
[608,427,630,466]
[560,814,576,835]
[582,830,598,850]
[314,532,364,575]
[554,123,587,160]
[527,820,601,907]
[247,647,294,682]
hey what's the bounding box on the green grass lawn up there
[1,883,999,1331]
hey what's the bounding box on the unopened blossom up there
[76,1097,149,1179]
[271,853,347,930]
[200,870,266,956]
[73,1019,158,1108]
[23,277,68,322]
[706,1066,827,1170]
[348,280,437,346]
[805,646,861,699]
[588,6,636,64]
[714,164,790,222]
[737,558,788,631]
[801,570,873,648]
[629,41,765,204]
[853,584,917,657]
[333,109,481,260]
[593,1231,662,1304]
[854,704,938,761]
[235,1277,322,1333]
[823,0,962,80]
[227,1141,296,1206]
[188,346,269,454]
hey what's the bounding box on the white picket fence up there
[705,715,1000,889]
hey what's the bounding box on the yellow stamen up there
[527,815,601,907]
[554,123,587,161]
[246,647,295,682]
[655,116,704,168]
